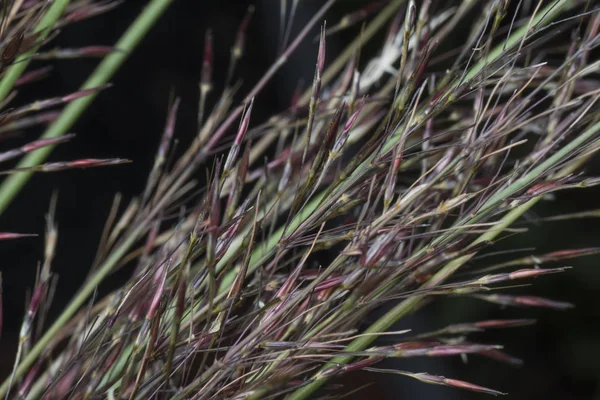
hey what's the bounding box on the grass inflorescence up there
[1,0,600,399]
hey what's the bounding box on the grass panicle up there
[1,1,599,399]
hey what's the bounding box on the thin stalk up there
[0,0,175,217]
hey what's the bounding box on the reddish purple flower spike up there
[62,84,112,102]
[17,361,41,398]
[542,248,600,261]
[409,372,505,395]
[441,377,506,396]
[15,66,53,87]
[314,275,345,292]
[0,158,129,174]
[421,344,501,357]
[480,348,524,366]
[475,294,574,310]
[35,111,61,124]
[239,6,255,37]
[508,267,570,280]
[0,232,37,240]
[390,341,500,357]
[327,2,384,36]
[159,98,180,160]
[525,177,571,197]
[65,2,121,23]
[473,319,536,329]
[146,264,168,320]
[342,357,384,373]
[75,46,115,57]
[476,267,570,284]
[202,30,214,86]
[235,98,254,146]
[233,5,255,58]
[35,46,116,60]
[21,134,75,153]
[224,98,253,174]
[28,284,47,319]
[513,296,575,309]
[317,22,326,74]
[364,368,507,396]
[343,101,363,134]
[48,366,80,399]
[51,158,130,170]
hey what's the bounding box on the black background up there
[0,1,599,399]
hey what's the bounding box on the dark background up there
[0,1,599,399]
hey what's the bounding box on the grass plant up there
[0,1,599,398]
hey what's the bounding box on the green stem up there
[0,0,175,217]
[0,1,175,397]
[0,0,72,102]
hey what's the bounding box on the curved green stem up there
[0,0,175,217]
[0,0,175,397]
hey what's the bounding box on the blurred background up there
[0,1,599,398]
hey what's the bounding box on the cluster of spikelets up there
[1,0,600,399]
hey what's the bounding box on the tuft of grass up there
[1,1,600,399]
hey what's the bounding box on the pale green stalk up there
[0,0,175,216]
[0,0,175,396]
